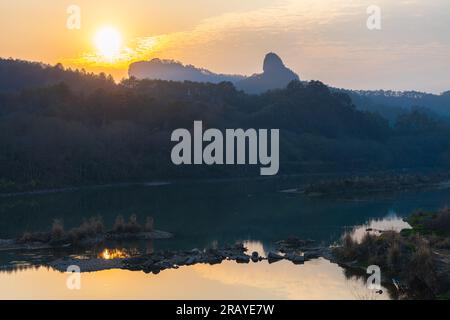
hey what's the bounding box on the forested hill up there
[1,59,450,192]
[336,88,450,120]
[0,58,116,93]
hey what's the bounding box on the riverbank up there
[0,215,172,252]
[0,181,171,198]
[301,172,450,196]
[332,207,450,299]
[3,170,449,198]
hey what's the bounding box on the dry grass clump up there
[16,214,155,245]
[51,219,64,241]
[432,236,450,249]
[423,207,450,235]
[334,229,437,293]
[145,217,154,232]
[67,216,104,243]
[18,218,65,244]
[407,239,437,291]
[112,214,154,234]
[18,231,50,244]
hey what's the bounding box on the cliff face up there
[128,53,300,94]
[235,53,300,94]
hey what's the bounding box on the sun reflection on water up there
[99,248,130,260]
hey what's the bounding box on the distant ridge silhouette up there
[235,53,300,94]
[2,57,449,118]
[128,53,300,94]
[128,58,244,84]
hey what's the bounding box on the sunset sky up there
[1,0,449,93]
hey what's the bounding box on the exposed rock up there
[285,253,305,264]
[128,53,300,95]
[251,251,259,262]
[267,252,284,263]
[43,240,333,275]
[276,237,315,253]
[235,255,250,264]
[49,258,124,272]
[236,53,300,94]
[303,251,321,260]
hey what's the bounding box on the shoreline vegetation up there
[2,171,450,198]
[300,172,450,196]
[0,181,171,198]
[1,184,450,299]
[0,214,172,252]
[1,208,450,299]
[333,208,450,299]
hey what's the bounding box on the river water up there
[0,176,449,299]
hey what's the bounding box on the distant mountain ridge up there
[0,58,115,93]
[339,88,450,119]
[1,56,450,119]
[128,53,450,117]
[235,52,300,94]
[128,52,300,94]
[128,58,244,84]
[2,57,450,190]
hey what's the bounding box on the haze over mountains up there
[128,59,244,85]
[1,53,450,120]
[1,56,450,191]
[127,52,450,119]
[236,53,300,94]
[129,53,300,94]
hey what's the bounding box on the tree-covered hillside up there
[1,60,450,192]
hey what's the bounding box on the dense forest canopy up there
[1,59,450,192]
[0,59,116,93]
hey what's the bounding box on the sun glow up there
[94,27,123,61]
[99,248,130,260]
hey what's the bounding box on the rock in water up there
[285,253,305,265]
[267,252,284,263]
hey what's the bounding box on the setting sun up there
[94,26,123,61]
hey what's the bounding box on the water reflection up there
[0,177,449,299]
[99,249,130,260]
[242,240,268,256]
[347,212,411,243]
[0,258,391,300]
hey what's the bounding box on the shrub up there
[18,231,50,244]
[126,214,141,233]
[387,242,401,272]
[407,241,437,292]
[113,215,125,233]
[423,207,450,235]
[50,219,64,242]
[145,216,154,232]
[67,216,104,243]
[112,214,143,234]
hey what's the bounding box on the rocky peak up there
[235,52,300,94]
[263,52,285,73]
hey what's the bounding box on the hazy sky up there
[1,0,449,93]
